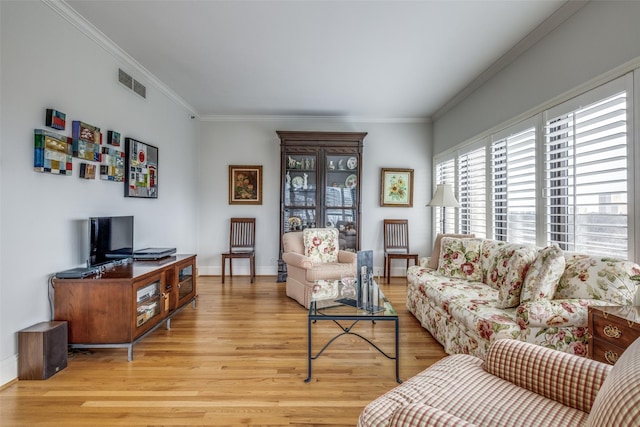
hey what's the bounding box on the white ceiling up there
[64,0,574,120]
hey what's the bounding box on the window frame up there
[432,72,636,261]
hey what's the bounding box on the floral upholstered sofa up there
[406,236,640,359]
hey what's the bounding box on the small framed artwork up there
[380,168,414,207]
[79,163,96,179]
[229,165,262,205]
[107,130,121,147]
[124,137,158,198]
[34,129,72,175]
[72,120,102,162]
[45,108,66,130]
[100,146,125,182]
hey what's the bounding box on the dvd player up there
[55,267,99,279]
[133,247,176,260]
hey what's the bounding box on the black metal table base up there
[305,315,401,384]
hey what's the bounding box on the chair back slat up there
[384,219,410,253]
[229,218,256,250]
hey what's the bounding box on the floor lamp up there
[428,184,460,234]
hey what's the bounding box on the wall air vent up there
[118,68,147,99]
[118,68,133,89]
[133,80,146,99]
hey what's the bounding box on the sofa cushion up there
[438,237,483,282]
[303,228,339,263]
[389,403,477,427]
[480,240,508,286]
[487,245,537,308]
[556,253,640,304]
[521,245,565,302]
[416,274,522,347]
[427,233,476,270]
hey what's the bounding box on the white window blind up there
[458,146,486,238]
[434,158,456,234]
[544,82,628,257]
[491,124,537,244]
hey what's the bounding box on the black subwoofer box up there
[18,321,68,380]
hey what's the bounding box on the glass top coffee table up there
[305,279,401,383]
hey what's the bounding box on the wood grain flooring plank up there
[0,275,446,426]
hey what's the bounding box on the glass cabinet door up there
[325,154,358,252]
[284,153,318,231]
[136,279,161,328]
[177,264,194,301]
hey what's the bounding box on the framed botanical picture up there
[229,165,263,205]
[380,168,414,207]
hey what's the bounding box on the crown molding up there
[199,114,430,124]
[433,0,590,121]
[44,0,198,116]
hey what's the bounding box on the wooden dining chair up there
[221,218,256,283]
[383,219,418,284]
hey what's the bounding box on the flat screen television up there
[88,216,134,267]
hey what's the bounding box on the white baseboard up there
[198,265,279,277]
[1,353,18,387]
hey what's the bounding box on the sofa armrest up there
[337,250,357,264]
[516,299,594,328]
[282,252,313,270]
[483,339,611,413]
[387,403,477,427]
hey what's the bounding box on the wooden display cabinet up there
[276,131,366,281]
[53,254,197,360]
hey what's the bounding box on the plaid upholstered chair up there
[358,337,640,427]
[282,228,357,308]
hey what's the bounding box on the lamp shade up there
[428,184,460,208]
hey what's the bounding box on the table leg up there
[395,318,401,383]
[305,315,312,383]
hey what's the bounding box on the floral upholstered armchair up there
[282,228,357,308]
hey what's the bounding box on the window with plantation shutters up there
[491,122,537,244]
[543,77,629,258]
[458,145,486,238]
[434,158,456,234]
[433,73,634,260]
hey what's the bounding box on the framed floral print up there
[229,165,263,205]
[380,168,414,207]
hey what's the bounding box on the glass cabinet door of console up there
[136,280,161,328]
[178,264,194,301]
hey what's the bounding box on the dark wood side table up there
[588,305,640,365]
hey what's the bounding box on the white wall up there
[198,118,432,278]
[433,1,640,154]
[0,1,199,385]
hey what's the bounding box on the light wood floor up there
[0,275,447,426]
